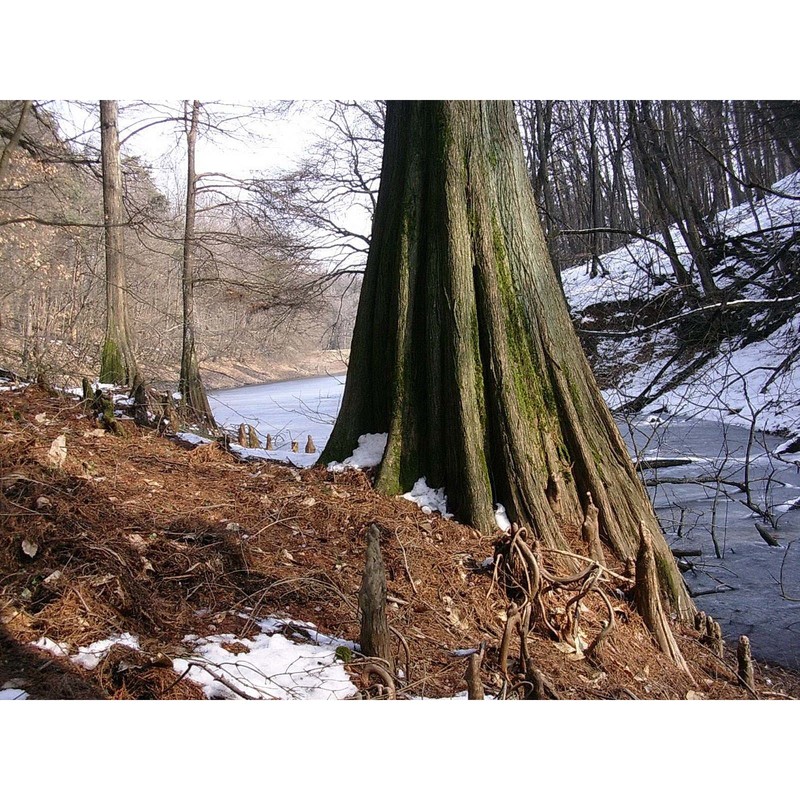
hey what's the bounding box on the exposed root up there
[358,661,397,700]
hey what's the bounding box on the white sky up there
[7,3,795,99]
[54,100,320,193]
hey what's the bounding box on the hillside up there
[563,171,800,437]
[2,382,798,700]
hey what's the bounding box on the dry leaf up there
[553,642,576,654]
[686,690,706,700]
[34,413,47,423]
[36,496,52,509]
[281,548,296,563]
[21,539,38,558]
[300,496,316,507]
[82,429,105,438]
[46,434,67,468]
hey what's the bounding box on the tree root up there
[491,523,627,694]
[358,662,397,699]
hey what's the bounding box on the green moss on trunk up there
[320,101,694,620]
[100,338,126,385]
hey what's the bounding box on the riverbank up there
[198,349,349,391]
[3,382,796,699]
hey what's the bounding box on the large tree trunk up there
[179,100,215,429]
[321,101,693,620]
[99,100,141,388]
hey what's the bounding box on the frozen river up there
[209,376,800,670]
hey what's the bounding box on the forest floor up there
[2,383,799,700]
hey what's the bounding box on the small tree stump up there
[247,426,260,448]
[581,491,605,566]
[132,379,149,427]
[305,435,316,454]
[237,423,247,447]
[705,616,724,658]
[291,441,299,453]
[265,433,273,450]
[737,635,755,693]
[359,524,394,672]
[694,610,707,633]
[755,523,780,547]
[81,377,93,403]
[92,389,125,437]
[465,652,484,700]
[635,521,690,675]
[523,657,560,700]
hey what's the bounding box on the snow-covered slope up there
[563,172,800,436]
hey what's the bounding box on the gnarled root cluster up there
[489,523,627,698]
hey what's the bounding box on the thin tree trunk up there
[321,101,694,620]
[99,100,141,389]
[588,101,604,278]
[179,100,215,429]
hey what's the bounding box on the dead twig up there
[394,527,418,595]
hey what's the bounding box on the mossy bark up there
[321,101,693,620]
[99,100,142,392]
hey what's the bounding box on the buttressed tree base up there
[321,100,694,620]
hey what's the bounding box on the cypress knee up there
[359,524,394,671]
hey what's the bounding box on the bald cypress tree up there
[321,101,693,619]
[178,100,215,429]
[99,100,141,390]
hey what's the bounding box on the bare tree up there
[178,100,216,428]
[99,100,142,390]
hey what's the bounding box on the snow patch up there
[0,688,28,700]
[71,633,140,671]
[494,503,512,532]
[172,617,358,700]
[175,431,215,447]
[777,495,800,514]
[401,477,453,518]
[327,432,387,472]
[32,637,71,657]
